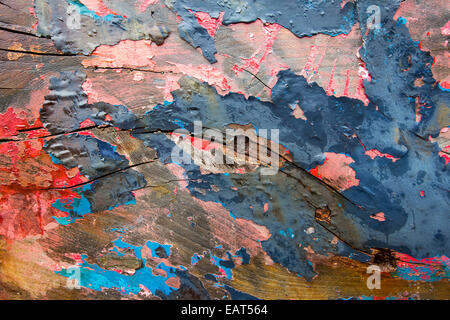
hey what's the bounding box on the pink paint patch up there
[264,203,269,213]
[79,0,120,16]
[139,0,159,13]
[81,78,99,104]
[370,212,386,222]
[420,190,425,197]
[168,62,231,94]
[82,40,155,69]
[309,152,360,191]
[439,146,450,165]
[193,11,224,38]
[165,277,180,289]
[162,74,181,102]
[165,163,189,189]
[429,127,450,165]
[340,0,352,9]
[364,149,400,162]
[194,198,271,258]
[232,22,282,76]
[67,253,84,264]
[133,72,145,81]
[441,21,450,36]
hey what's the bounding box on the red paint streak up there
[325,59,337,95]
[344,69,350,96]
[193,11,224,38]
[309,152,359,191]
[420,190,425,197]
[396,253,449,267]
[303,45,318,75]
[302,45,326,81]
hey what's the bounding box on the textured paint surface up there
[0,0,448,300]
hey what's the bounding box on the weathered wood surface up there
[0,0,448,300]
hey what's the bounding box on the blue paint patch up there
[146,241,172,259]
[56,255,176,296]
[191,253,202,265]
